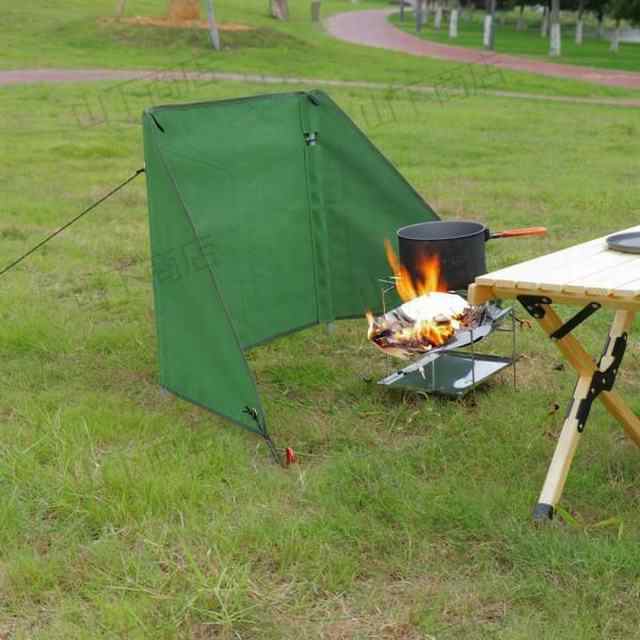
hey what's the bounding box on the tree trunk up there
[435,2,443,30]
[416,0,424,32]
[549,0,560,56]
[271,0,288,20]
[449,4,459,38]
[575,18,583,44]
[311,0,321,23]
[483,14,492,47]
[597,13,605,39]
[541,5,549,37]
[610,19,621,52]
[168,0,200,21]
[465,0,473,22]
[516,3,526,31]
[206,0,220,50]
[574,0,584,44]
[483,0,496,50]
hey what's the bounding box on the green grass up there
[3,0,640,100]
[2,76,640,638]
[391,10,640,72]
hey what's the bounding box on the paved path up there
[326,8,640,90]
[2,68,640,109]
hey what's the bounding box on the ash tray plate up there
[378,352,513,397]
[607,231,640,254]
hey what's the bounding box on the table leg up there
[534,375,591,520]
[533,308,636,521]
[537,307,640,447]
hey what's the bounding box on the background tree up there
[424,0,432,26]
[549,0,561,55]
[516,0,527,30]
[415,0,426,32]
[541,0,550,36]
[593,0,607,37]
[270,0,289,20]
[311,0,321,24]
[484,0,497,49]
[574,0,586,43]
[464,0,474,21]
[435,1,444,30]
[511,0,538,31]
[609,0,640,51]
[206,0,220,49]
[449,0,460,37]
[568,0,608,44]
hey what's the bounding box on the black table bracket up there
[575,332,628,433]
[550,302,602,341]
[518,295,553,319]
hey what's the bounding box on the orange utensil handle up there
[491,227,547,239]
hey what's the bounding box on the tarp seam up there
[298,96,322,325]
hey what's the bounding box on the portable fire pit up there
[367,235,518,397]
[376,292,516,397]
[364,220,548,396]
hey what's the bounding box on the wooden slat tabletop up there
[470,225,640,308]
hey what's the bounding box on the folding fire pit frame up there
[468,225,640,521]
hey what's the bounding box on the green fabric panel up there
[143,114,264,433]
[307,91,438,317]
[147,94,319,350]
[143,90,439,436]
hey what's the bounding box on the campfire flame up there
[384,239,447,303]
[366,309,455,349]
[366,240,471,359]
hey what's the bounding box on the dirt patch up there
[113,16,254,32]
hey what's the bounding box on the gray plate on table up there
[607,231,640,254]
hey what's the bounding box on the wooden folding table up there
[468,225,640,521]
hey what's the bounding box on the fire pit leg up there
[533,308,637,521]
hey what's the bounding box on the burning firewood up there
[366,239,484,359]
[367,292,482,359]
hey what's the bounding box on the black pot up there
[397,220,546,292]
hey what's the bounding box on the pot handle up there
[489,227,547,240]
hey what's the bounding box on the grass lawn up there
[3,0,640,100]
[390,11,640,73]
[2,74,640,638]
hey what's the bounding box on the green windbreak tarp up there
[143,90,438,439]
